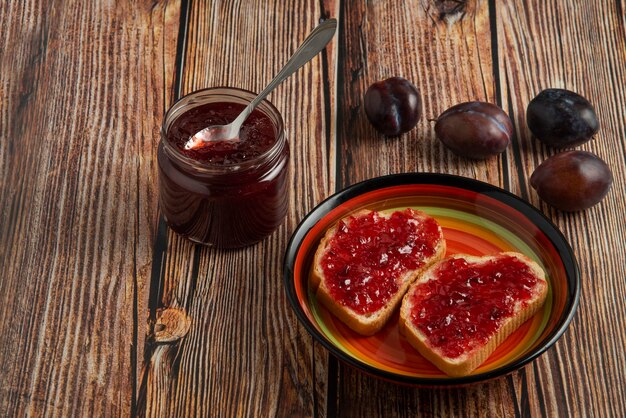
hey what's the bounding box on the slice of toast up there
[399,252,548,377]
[311,209,446,336]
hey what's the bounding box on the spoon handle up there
[231,18,337,129]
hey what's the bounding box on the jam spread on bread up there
[320,209,441,315]
[407,255,540,359]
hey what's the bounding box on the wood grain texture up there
[331,0,521,415]
[0,0,180,415]
[335,0,503,188]
[496,1,626,416]
[139,0,337,416]
[331,0,626,417]
[2,0,625,416]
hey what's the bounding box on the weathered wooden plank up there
[2,0,624,416]
[331,0,626,417]
[331,0,521,415]
[0,1,180,415]
[497,1,626,416]
[335,0,504,189]
[139,0,337,416]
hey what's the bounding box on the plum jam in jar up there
[158,87,289,248]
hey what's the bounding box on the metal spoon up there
[185,18,337,150]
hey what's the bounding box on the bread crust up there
[399,252,548,377]
[311,209,446,336]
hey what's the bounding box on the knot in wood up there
[434,0,468,22]
[151,307,192,344]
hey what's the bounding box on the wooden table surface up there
[2,0,625,416]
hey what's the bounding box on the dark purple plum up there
[435,101,513,159]
[364,77,421,136]
[530,150,612,211]
[526,88,599,148]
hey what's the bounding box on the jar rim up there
[160,87,286,173]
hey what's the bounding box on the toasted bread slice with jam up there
[399,252,548,377]
[311,209,446,336]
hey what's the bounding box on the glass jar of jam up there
[158,87,289,248]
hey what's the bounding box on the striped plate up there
[284,173,580,385]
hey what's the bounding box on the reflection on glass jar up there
[158,87,289,248]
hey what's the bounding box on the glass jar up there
[157,87,289,248]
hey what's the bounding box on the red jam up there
[320,209,441,315]
[408,256,540,359]
[169,102,277,164]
